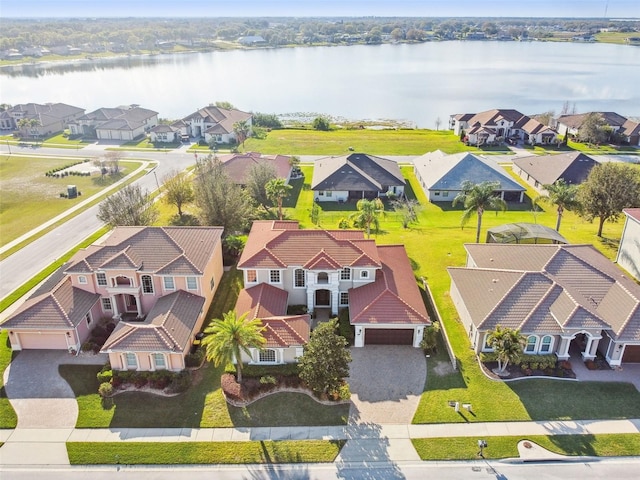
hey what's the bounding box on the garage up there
[14,331,69,350]
[365,328,414,346]
[622,345,640,363]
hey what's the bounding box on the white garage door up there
[17,332,68,350]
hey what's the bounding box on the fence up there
[422,277,457,371]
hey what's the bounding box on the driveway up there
[3,350,107,428]
[347,346,427,425]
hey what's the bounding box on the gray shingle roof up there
[311,153,405,192]
[513,152,597,186]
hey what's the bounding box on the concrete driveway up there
[347,346,427,425]
[3,350,107,428]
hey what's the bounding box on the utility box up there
[67,185,77,199]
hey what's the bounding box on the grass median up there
[412,434,640,460]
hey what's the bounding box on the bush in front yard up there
[221,373,242,402]
[337,308,354,345]
[96,369,112,384]
[185,347,205,368]
[98,382,113,398]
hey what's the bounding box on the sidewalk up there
[2,419,639,465]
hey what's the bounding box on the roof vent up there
[492,278,499,283]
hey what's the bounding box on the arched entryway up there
[560,331,601,362]
[315,289,331,308]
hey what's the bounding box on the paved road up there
[2,457,640,480]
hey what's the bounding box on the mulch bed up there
[481,361,576,380]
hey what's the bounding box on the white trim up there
[163,276,175,291]
[186,276,198,291]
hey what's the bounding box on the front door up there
[126,295,137,312]
[315,289,330,307]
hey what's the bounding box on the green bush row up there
[225,363,300,378]
[45,159,90,176]
[337,308,354,345]
[480,352,558,369]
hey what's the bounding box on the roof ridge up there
[346,159,383,189]
[50,283,74,327]
[478,271,527,330]
[264,322,287,347]
[517,278,559,331]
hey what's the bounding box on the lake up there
[2,41,639,128]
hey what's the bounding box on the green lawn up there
[283,164,640,424]
[67,440,344,465]
[243,129,511,155]
[0,156,142,247]
[42,132,92,147]
[412,434,640,460]
[0,331,18,428]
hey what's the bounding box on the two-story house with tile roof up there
[237,221,430,348]
[1,226,224,372]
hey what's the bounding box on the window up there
[101,298,112,311]
[325,191,332,197]
[340,267,351,280]
[152,353,166,369]
[125,353,137,369]
[340,292,349,306]
[269,270,281,284]
[540,335,553,353]
[482,333,493,351]
[78,275,87,284]
[210,276,215,291]
[186,277,198,290]
[360,270,369,279]
[85,312,92,325]
[259,349,277,363]
[434,191,441,196]
[246,270,257,283]
[442,191,449,198]
[96,272,107,286]
[163,276,175,290]
[525,335,537,353]
[317,272,329,284]
[141,275,154,294]
[294,269,305,288]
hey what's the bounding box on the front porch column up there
[110,295,120,319]
[519,191,524,203]
[556,336,572,360]
[582,335,601,361]
[354,326,364,347]
[306,289,314,314]
[331,288,339,316]
[135,294,142,317]
[500,191,505,201]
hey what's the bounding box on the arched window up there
[141,275,154,294]
[540,335,553,353]
[317,272,329,284]
[259,349,277,363]
[294,269,305,288]
[525,335,537,353]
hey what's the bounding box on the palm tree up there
[487,325,526,374]
[534,179,580,232]
[232,120,250,149]
[201,310,266,383]
[266,177,292,221]
[350,198,385,238]
[452,181,507,243]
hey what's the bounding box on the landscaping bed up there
[480,359,576,380]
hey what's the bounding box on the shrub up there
[81,341,96,352]
[479,352,499,363]
[259,375,277,385]
[98,382,113,397]
[134,373,149,388]
[286,304,308,315]
[312,116,331,131]
[168,372,192,394]
[221,373,242,401]
[242,363,299,378]
[337,308,354,345]
[97,369,113,384]
[149,370,172,389]
[337,383,351,400]
[185,348,205,368]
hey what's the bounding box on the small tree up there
[312,116,330,131]
[434,117,442,131]
[534,179,580,232]
[452,181,507,243]
[577,112,609,145]
[487,325,526,374]
[162,169,194,218]
[246,161,277,212]
[97,184,158,227]
[577,162,640,237]
[104,151,123,175]
[201,310,266,383]
[233,120,250,148]
[298,319,351,397]
[350,198,385,238]
[266,177,292,221]
[391,197,422,229]
[419,321,440,354]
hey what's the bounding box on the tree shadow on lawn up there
[282,177,304,208]
[227,392,350,428]
[505,379,640,422]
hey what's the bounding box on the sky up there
[2,0,639,19]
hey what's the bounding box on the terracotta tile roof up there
[1,277,100,330]
[303,250,342,270]
[66,226,222,275]
[513,152,597,186]
[239,221,380,270]
[262,315,310,348]
[349,245,430,326]
[101,290,205,353]
[217,152,292,185]
[235,283,310,348]
[236,283,289,320]
[450,244,640,340]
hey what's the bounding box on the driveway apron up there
[3,350,106,428]
[347,346,427,425]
